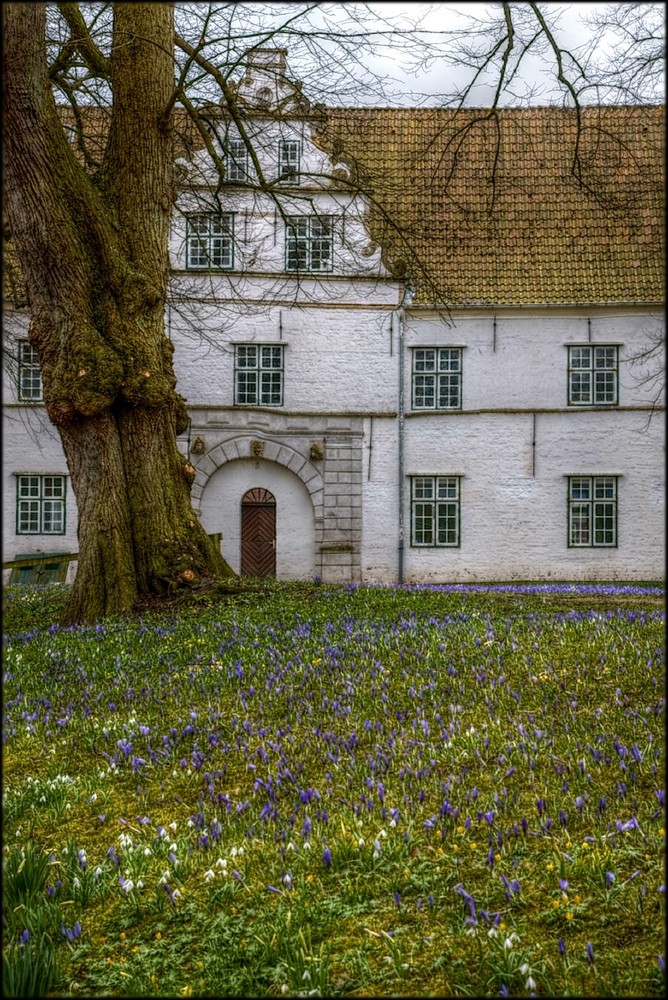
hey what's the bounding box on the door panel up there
[241,488,276,577]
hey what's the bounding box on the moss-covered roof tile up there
[317,104,664,307]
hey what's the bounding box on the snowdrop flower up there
[137,879,144,890]
[158,870,171,884]
[168,822,178,832]
[204,869,216,882]
[373,839,382,859]
[520,963,530,976]
[94,866,103,879]
[120,876,134,893]
[504,932,520,950]
[215,858,227,870]
[72,876,81,890]
[526,976,536,991]
[282,873,293,889]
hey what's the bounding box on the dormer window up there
[278,140,300,184]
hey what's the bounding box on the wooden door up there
[241,488,276,577]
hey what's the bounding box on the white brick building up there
[3,49,665,585]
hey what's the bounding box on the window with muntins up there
[234,345,284,406]
[18,341,43,402]
[278,139,301,183]
[286,217,333,272]
[185,214,234,269]
[412,348,462,409]
[568,476,617,547]
[227,139,249,182]
[411,476,460,547]
[16,475,66,535]
[568,345,618,405]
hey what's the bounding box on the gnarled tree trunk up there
[3,3,234,623]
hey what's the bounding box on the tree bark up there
[3,3,234,624]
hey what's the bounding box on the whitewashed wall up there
[198,456,316,579]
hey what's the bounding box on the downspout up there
[398,307,405,584]
[397,285,413,584]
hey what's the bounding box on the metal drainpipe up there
[397,304,406,585]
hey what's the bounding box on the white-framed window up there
[16,475,67,535]
[410,476,460,547]
[568,476,617,547]
[568,345,618,405]
[185,213,234,269]
[285,216,333,272]
[234,345,284,406]
[18,341,43,402]
[227,138,248,182]
[278,139,301,183]
[412,348,462,410]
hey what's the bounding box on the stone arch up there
[191,435,324,522]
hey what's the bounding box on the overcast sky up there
[319,2,663,106]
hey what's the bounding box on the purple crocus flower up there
[586,942,594,964]
[394,891,401,909]
[18,929,30,946]
[162,883,176,903]
[605,871,615,889]
[558,938,566,957]
[559,878,568,892]
[322,848,332,868]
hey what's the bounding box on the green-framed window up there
[285,216,333,272]
[18,341,43,402]
[412,348,462,410]
[568,476,617,547]
[234,345,284,406]
[410,476,460,547]
[185,213,234,269]
[227,139,248,182]
[568,345,618,405]
[16,475,67,535]
[278,139,301,184]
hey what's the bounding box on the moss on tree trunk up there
[3,3,235,624]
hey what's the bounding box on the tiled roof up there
[316,104,664,307]
[4,104,664,310]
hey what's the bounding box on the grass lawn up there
[2,579,665,997]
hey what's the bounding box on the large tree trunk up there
[3,3,234,623]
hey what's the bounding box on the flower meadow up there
[2,580,665,997]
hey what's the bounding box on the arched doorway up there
[241,488,276,577]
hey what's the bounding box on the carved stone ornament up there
[309,442,324,461]
[191,436,205,455]
[250,439,265,458]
